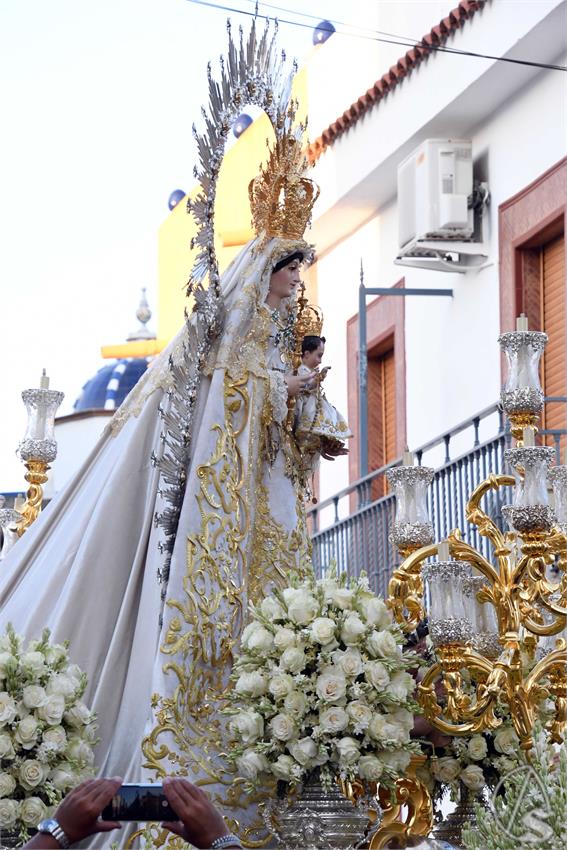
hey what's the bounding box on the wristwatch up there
[37,818,71,849]
[210,835,242,849]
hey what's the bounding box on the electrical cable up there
[185,0,567,73]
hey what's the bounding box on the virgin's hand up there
[162,778,236,848]
[321,439,349,461]
[285,374,310,397]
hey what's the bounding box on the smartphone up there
[101,784,178,821]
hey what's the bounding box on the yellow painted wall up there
[157,65,313,341]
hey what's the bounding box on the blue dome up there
[233,113,253,139]
[313,20,335,45]
[168,189,186,211]
[74,358,150,412]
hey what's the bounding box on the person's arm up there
[162,777,241,849]
[22,778,122,849]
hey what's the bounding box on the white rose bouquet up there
[0,625,97,841]
[226,571,421,791]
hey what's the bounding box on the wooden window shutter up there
[542,234,566,437]
[368,345,396,498]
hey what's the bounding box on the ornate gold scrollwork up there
[369,755,434,849]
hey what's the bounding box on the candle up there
[438,540,450,561]
[522,427,535,447]
[39,369,50,390]
[516,314,528,332]
[14,495,25,512]
[402,448,414,467]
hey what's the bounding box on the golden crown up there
[249,134,319,241]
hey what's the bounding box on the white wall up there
[47,414,112,498]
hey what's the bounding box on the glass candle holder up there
[548,466,567,532]
[386,465,434,549]
[464,575,501,659]
[422,560,473,647]
[503,446,555,533]
[498,331,546,422]
[18,388,64,463]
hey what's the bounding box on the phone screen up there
[101,784,177,821]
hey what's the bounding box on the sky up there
[0,0,358,491]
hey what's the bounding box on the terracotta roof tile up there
[307,0,487,164]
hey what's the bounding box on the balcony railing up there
[310,398,567,597]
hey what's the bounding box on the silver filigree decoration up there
[473,632,502,660]
[389,521,434,548]
[500,387,544,416]
[18,439,57,463]
[548,466,567,486]
[502,505,556,534]
[505,446,555,470]
[422,560,472,583]
[386,466,434,488]
[0,510,23,529]
[497,331,548,354]
[21,388,64,408]
[430,617,472,647]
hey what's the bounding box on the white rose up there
[319,579,338,602]
[235,671,268,698]
[19,759,47,790]
[379,750,411,774]
[269,674,295,701]
[287,593,319,626]
[368,714,386,741]
[284,690,308,716]
[241,622,263,650]
[362,598,392,629]
[310,618,337,645]
[0,799,18,828]
[333,649,364,678]
[468,735,488,761]
[0,693,17,725]
[288,737,318,766]
[0,653,17,678]
[22,685,47,709]
[0,734,15,760]
[335,737,360,765]
[364,661,390,689]
[81,723,98,744]
[0,773,16,799]
[389,671,415,701]
[50,764,75,792]
[21,651,46,676]
[236,749,269,780]
[230,710,264,744]
[316,671,347,703]
[382,719,410,745]
[331,588,354,610]
[64,702,92,728]
[340,615,366,646]
[247,627,274,655]
[46,674,77,698]
[14,715,39,750]
[43,726,68,752]
[494,727,519,755]
[280,647,306,674]
[270,714,296,741]
[388,708,414,733]
[432,757,461,784]
[460,764,486,791]
[19,796,48,827]
[273,628,296,650]
[260,597,286,621]
[66,664,83,685]
[319,706,349,733]
[346,701,373,729]
[366,630,400,658]
[358,755,383,781]
[271,754,297,781]
[45,644,68,666]
[38,694,65,726]
[66,737,95,766]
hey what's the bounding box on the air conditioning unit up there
[395,139,488,273]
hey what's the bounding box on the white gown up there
[0,237,314,844]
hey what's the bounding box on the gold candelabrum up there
[1,373,64,551]
[386,318,567,754]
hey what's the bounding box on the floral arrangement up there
[463,728,567,850]
[0,625,97,841]
[225,570,421,790]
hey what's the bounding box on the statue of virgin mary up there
[0,21,348,845]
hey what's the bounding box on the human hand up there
[285,374,310,397]
[53,777,122,844]
[162,777,237,849]
[320,439,349,461]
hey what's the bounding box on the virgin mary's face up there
[268,259,302,300]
